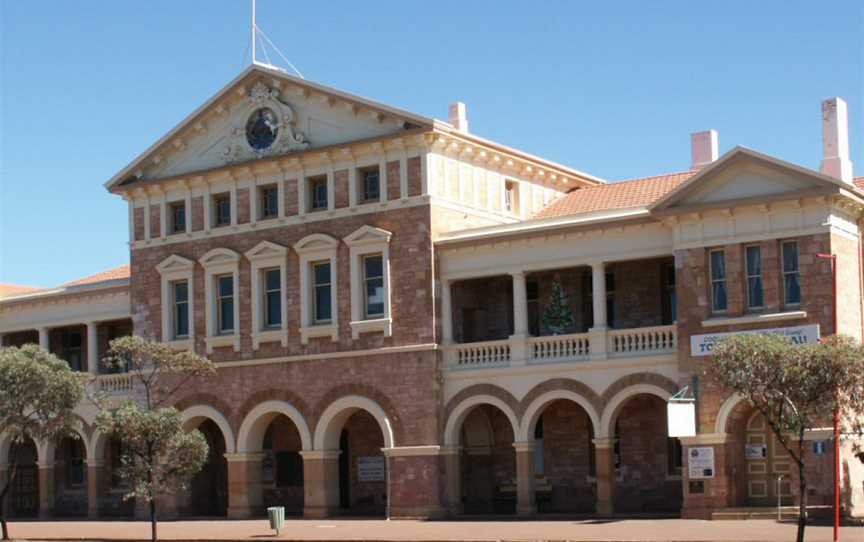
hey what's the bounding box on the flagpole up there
[251,0,256,64]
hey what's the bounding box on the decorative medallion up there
[221,81,309,164]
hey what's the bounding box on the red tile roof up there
[534,170,696,219]
[63,265,131,287]
[854,176,864,191]
[0,284,44,299]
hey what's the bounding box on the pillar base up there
[596,500,614,515]
[389,504,447,519]
[516,504,537,516]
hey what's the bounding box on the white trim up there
[244,241,289,348]
[443,394,520,447]
[701,311,807,328]
[313,395,395,450]
[237,399,312,452]
[181,405,237,454]
[382,445,441,457]
[714,393,745,434]
[198,248,241,353]
[598,383,672,439]
[519,390,601,442]
[343,226,393,339]
[214,342,436,369]
[294,233,339,344]
[156,255,195,347]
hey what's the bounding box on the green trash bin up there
[267,506,285,535]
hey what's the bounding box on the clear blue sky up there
[1,1,862,287]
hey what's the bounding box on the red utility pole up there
[816,252,839,542]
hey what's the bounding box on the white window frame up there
[343,225,393,339]
[745,244,764,311]
[245,241,289,349]
[199,248,241,353]
[294,233,339,344]
[156,255,196,351]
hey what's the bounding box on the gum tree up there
[708,333,864,542]
[96,336,215,542]
[0,344,84,540]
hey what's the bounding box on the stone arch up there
[237,399,312,452]
[443,394,520,447]
[442,384,519,438]
[180,404,237,454]
[519,389,602,442]
[599,383,673,438]
[233,388,310,433]
[39,424,93,464]
[312,383,402,444]
[715,393,746,434]
[313,395,395,450]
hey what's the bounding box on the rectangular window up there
[504,180,519,213]
[312,261,332,323]
[667,437,683,476]
[56,329,84,372]
[170,202,186,234]
[214,194,231,226]
[309,176,328,211]
[363,254,385,318]
[172,280,189,339]
[662,264,677,325]
[216,275,234,334]
[263,268,282,328]
[260,185,278,219]
[745,245,764,310]
[782,241,801,306]
[710,249,728,313]
[359,167,380,203]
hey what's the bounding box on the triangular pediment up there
[651,147,849,213]
[294,233,339,254]
[245,240,288,260]
[343,225,393,246]
[107,64,436,189]
[156,254,195,274]
[198,248,240,267]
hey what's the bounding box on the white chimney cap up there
[820,97,853,183]
[449,102,468,133]
[691,130,719,170]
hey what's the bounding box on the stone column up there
[594,437,616,515]
[301,450,341,519]
[0,464,7,517]
[440,279,453,344]
[86,459,104,519]
[513,441,536,516]
[37,460,55,519]
[589,262,609,359]
[86,322,99,374]
[225,452,263,519]
[441,447,462,516]
[509,271,529,363]
[38,327,50,351]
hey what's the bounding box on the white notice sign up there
[745,444,767,460]
[688,447,715,479]
[690,324,819,357]
[357,456,385,482]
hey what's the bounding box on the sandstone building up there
[1,63,863,520]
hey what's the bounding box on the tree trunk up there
[1,462,18,541]
[149,498,157,542]
[796,434,807,542]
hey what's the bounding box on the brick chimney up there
[820,97,853,183]
[448,102,468,133]
[691,130,719,170]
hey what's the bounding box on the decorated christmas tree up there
[542,277,575,335]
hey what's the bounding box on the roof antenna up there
[250,0,304,79]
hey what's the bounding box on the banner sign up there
[667,401,696,438]
[690,324,819,357]
[688,447,715,479]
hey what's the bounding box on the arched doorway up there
[53,436,87,517]
[459,405,517,514]
[101,436,135,517]
[611,394,682,513]
[186,419,228,516]
[261,415,304,515]
[8,438,38,518]
[312,395,394,518]
[530,400,596,513]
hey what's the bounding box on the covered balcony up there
[441,257,678,369]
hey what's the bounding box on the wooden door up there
[744,411,793,506]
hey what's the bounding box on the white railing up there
[447,339,511,369]
[528,332,590,363]
[95,372,136,395]
[609,325,677,356]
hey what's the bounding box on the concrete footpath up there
[6,518,864,542]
